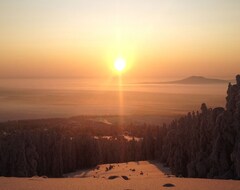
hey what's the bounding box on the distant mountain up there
[138,76,230,85]
[165,76,230,84]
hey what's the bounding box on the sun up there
[114,58,126,72]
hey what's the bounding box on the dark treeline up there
[155,75,240,179]
[0,75,240,179]
[0,117,156,177]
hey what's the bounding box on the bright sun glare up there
[114,58,126,72]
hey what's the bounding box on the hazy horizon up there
[0,77,227,122]
[0,75,236,81]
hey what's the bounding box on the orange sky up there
[0,0,240,78]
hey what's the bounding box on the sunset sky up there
[0,0,240,78]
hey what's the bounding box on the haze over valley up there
[0,77,227,122]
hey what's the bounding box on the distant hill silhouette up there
[139,76,230,85]
[166,76,229,84]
